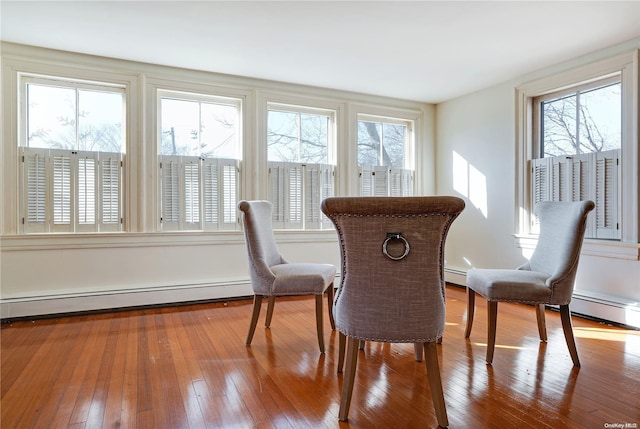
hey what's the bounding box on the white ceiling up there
[2,1,639,103]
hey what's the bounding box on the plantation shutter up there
[21,148,48,233]
[76,151,98,232]
[221,161,239,229]
[202,158,239,231]
[594,150,620,239]
[320,164,335,229]
[99,152,122,231]
[51,150,73,232]
[389,168,414,197]
[268,162,287,229]
[359,165,389,196]
[531,149,620,240]
[359,165,374,196]
[159,156,181,231]
[288,164,303,229]
[305,164,322,229]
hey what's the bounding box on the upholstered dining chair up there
[465,200,595,367]
[322,196,465,427]
[238,200,336,353]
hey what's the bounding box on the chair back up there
[238,200,285,294]
[526,200,595,304]
[321,196,465,342]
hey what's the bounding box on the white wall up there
[438,40,640,329]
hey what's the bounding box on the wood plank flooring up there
[2,285,639,428]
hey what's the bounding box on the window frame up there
[17,73,128,234]
[356,113,416,197]
[264,100,338,230]
[156,89,243,232]
[515,50,639,257]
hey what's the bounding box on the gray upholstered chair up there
[238,200,336,353]
[465,200,595,367]
[322,196,465,427]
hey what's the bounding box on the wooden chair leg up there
[465,287,475,338]
[315,294,325,354]
[246,295,263,346]
[265,296,276,327]
[424,341,449,428]
[560,305,580,367]
[536,304,548,342]
[337,331,346,373]
[338,337,360,421]
[486,301,498,365]
[327,284,335,330]
[414,343,423,362]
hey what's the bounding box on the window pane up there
[357,121,382,166]
[27,84,76,150]
[357,120,407,168]
[160,98,200,156]
[300,114,328,164]
[542,94,577,157]
[383,123,406,168]
[267,110,300,162]
[78,90,124,153]
[200,102,239,159]
[578,83,621,154]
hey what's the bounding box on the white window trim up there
[515,50,639,258]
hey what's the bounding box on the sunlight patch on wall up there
[452,151,487,218]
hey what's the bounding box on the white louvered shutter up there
[99,152,122,231]
[159,156,181,231]
[202,159,220,229]
[305,164,322,229]
[76,151,98,232]
[373,166,389,196]
[390,168,414,196]
[21,148,48,233]
[202,158,239,231]
[268,162,287,229]
[183,158,201,229]
[550,156,571,202]
[51,150,73,232]
[360,165,374,196]
[221,161,239,229]
[320,164,335,229]
[594,149,620,239]
[288,164,303,229]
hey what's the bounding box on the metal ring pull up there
[382,232,410,261]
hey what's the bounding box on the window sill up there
[1,229,337,251]
[514,234,640,261]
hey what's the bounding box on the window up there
[516,51,638,250]
[267,104,335,229]
[20,76,125,233]
[531,78,621,240]
[158,91,241,231]
[357,115,414,196]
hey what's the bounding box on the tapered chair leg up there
[327,284,335,330]
[337,332,346,373]
[536,304,548,342]
[315,294,325,353]
[465,288,475,338]
[424,341,449,428]
[486,301,498,364]
[265,296,276,327]
[414,343,423,362]
[246,295,263,346]
[560,305,580,367]
[338,336,360,421]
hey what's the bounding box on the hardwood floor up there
[2,285,639,429]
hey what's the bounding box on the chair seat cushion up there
[271,263,335,295]
[467,268,552,303]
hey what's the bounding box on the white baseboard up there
[0,280,254,319]
[444,266,640,330]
